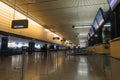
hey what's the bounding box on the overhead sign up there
[11,19,28,29]
[61,39,66,42]
[53,37,60,40]
[61,38,66,42]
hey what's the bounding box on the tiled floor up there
[0,51,103,80]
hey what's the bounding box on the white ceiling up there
[2,0,109,45]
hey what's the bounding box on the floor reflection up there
[0,51,102,80]
[12,55,22,69]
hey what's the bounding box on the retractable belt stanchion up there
[56,49,60,80]
[62,48,65,64]
[46,44,49,80]
[56,50,58,70]
[62,42,66,64]
[20,46,27,80]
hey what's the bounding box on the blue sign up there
[15,42,19,45]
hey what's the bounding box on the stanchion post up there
[20,46,27,80]
[46,43,49,80]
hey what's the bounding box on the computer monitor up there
[93,19,99,31]
[107,0,120,10]
[87,33,90,40]
[89,27,94,37]
[96,8,105,27]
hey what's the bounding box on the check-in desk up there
[110,38,120,80]
[87,47,91,52]
[110,38,120,58]
[87,46,95,53]
[94,44,110,54]
[91,44,111,80]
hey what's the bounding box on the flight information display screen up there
[96,8,104,27]
[93,19,99,31]
[87,33,90,40]
[89,28,94,37]
[107,0,120,10]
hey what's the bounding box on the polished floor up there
[0,51,103,80]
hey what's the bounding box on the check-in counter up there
[110,37,120,80]
[87,44,110,80]
[94,44,110,54]
[110,57,120,80]
[87,47,90,52]
[87,46,95,53]
[91,46,95,53]
[110,37,120,58]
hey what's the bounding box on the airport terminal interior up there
[0,0,120,80]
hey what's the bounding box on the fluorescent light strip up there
[74,25,91,28]
[104,24,111,27]
[79,33,88,36]
[79,40,86,43]
[44,29,50,32]
[66,40,69,43]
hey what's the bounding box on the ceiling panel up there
[2,0,109,45]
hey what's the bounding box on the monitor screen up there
[87,33,90,40]
[96,8,104,27]
[93,19,99,31]
[89,28,94,37]
[107,0,120,10]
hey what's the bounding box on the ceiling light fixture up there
[72,25,92,29]
[44,29,50,32]
[79,33,88,36]
[104,24,111,27]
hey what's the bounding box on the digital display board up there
[89,27,94,37]
[96,8,104,27]
[93,19,99,31]
[107,0,120,10]
[87,33,90,40]
[11,19,28,29]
